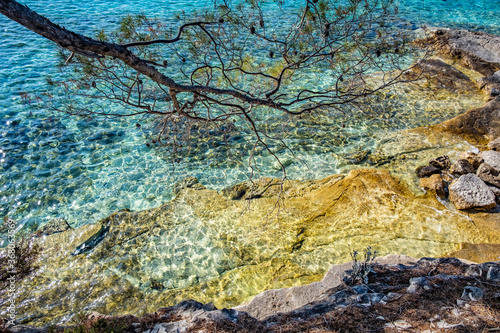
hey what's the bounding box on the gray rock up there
[449,174,497,210]
[487,266,500,282]
[416,165,441,178]
[479,150,500,171]
[407,277,429,294]
[465,265,484,278]
[461,286,484,301]
[382,292,402,303]
[450,159,475,175]
[356,293,385,305]
[477,163,500,188]
[151,322,187,333]
[488,137,500,151]
[478,71,500,95]
[36,218,71,237]
[429,155,451,170]
[432,29,500,76]
[205,308,239,323]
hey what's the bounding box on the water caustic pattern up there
[15,169,499,325]
[1,0,500,324]
[0,0,498,233]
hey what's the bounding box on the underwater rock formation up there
[4,168,499,326]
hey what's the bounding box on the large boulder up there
[449,174,497,210]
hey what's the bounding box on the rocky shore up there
[2,28,500,331]
[5,256,500,332]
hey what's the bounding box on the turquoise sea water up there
[0,0,499,233]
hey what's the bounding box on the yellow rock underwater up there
[8,168,499,325]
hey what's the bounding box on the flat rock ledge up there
[6,256,500,333]
[424,29,500,76]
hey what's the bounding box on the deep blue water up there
[0,0,499,234]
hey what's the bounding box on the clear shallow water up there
[0,0,498,233]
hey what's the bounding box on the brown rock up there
[459,151,484,169]
[477,71,500,97]
[404,58,478,93]
[220,182,250,200]
[477,163,500,188]
[420,174,446,198]
[429,155,451,170]
[450,159,475,175]
[436,96,500,147]
[488,137,500,151]
[220,178,285,200]
[449,174,497,210]
[173,176,206,195]
[35,218,71,237]
[424,29,500,76]
[416,165,442,178]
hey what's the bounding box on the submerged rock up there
[173,176,206,195]
[449,174,497,210]
[35,218,71,237]
[420,174,446,198]
[5,169,498,326]
[435,96,500,147]
[478,70,500,97]
[405,58,478,93]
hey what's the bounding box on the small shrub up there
[346,246,378,285]
[0,238,42,291]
